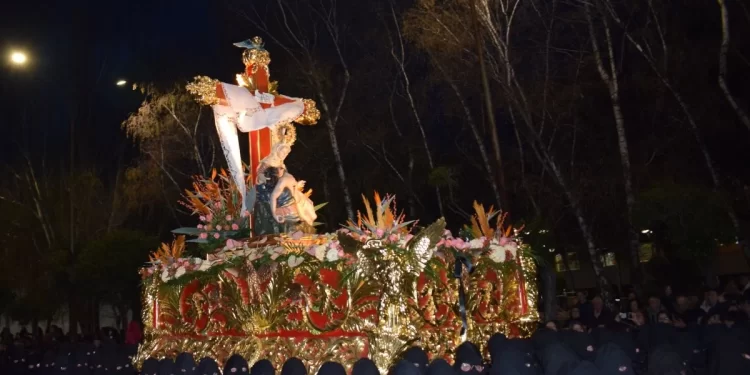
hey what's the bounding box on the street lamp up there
[10,51,27,65]
[116,79,127,86]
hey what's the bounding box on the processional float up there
[136,37,538,373]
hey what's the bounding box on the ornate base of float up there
[137,322,536,373]
[136,221,539,373]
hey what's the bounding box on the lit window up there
[555,254,566,272]
[599,252,617,267]
[639,243,654,263]
[566,252,581,271]
[555,252,581,272]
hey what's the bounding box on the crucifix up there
[187,37,320,232]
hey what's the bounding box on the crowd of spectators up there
[548,275,750,333]
[3,277,750,374]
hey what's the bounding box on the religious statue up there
[252,142,317,235]
[186,36,320,236]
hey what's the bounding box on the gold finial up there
[234,36,271,70]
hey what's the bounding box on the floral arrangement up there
[144,232,349,285]
[143,236,220,282]
[338,192,417,247]
[173,169,251,250]
[142,196,529,286]
[427,201,525,269]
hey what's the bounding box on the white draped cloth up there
[211,83,305,212]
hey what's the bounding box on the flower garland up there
[142,197,532,288]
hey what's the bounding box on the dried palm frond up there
[179,167,248,219]
[149,235,186,264]
[363,193,375,228]
[470,201,500,238]
[344,192,412,236]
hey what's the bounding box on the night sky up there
[0,0,275,169]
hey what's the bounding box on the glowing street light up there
[10,51,27,65]
[116,79,127,86]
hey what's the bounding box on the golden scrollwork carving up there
[293,99,321,126]
[186,76,221,106]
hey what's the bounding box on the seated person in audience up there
[584,296,613,328]
[645,295,664,325]
[574,291,593,319]
[700,289,720,315]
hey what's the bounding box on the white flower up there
[469,238,486,249]
[192,258,203,266]
[314,245,327,261]
[175,266,187,278]
[325,248,339,262]
[161,269,171,282]
[287,255,303,268]
[198,260,213,271]
[489,244,506,263]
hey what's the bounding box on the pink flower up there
[216,225,222,231]
[199,233,208,239]
[405,234,414,242]
[450,238,468,249]
[242,210,250,217]
[197,224,203,229]
[375,229,385,238]
[213,233,220,239]
[388,234,399,243]
[206,214,213,222]
[499,237,509,246]
[226,215,232,221]
[225,238,242,249]
[231,223,239,230]
[199,216,206,222]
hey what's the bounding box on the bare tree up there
[0,150,136,332]
[470,0,508,210]
[122,85,219,222]
[717,0,750,134]
[600,0,744,254]
[431,56,504,210]
[583,1,642,284]
[237,0,355,220]
[476,0,613,298]
[385,4,445,217]
[361,85,423,218]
